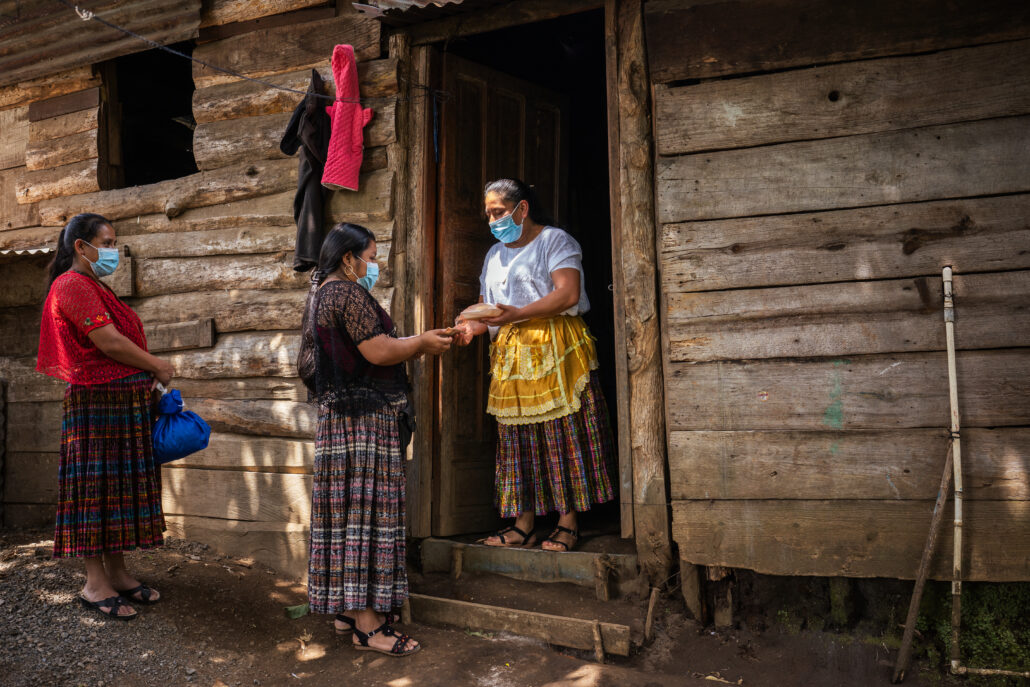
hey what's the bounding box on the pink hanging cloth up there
[321,44,373,191]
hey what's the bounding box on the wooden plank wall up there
[0,1,403,581]
[645,0,1030,581]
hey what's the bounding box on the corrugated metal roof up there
[354,0,511,27]
[0,246,53,256]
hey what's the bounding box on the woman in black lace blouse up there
[303,223,453,656]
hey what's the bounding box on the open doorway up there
[428,10,620,540]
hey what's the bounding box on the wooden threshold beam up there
[406,0,603,45]
[408,593,631,656]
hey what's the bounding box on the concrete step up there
[420,536,645,600]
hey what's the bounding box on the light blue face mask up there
[84,241,120,277]
[489,202,524,244]
[357,259,379,291]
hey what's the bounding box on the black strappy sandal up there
[352,621,421,657]
[115,583,159,605]
[479,525,537,548]
[78,594,138,621]
[335,611,402,635]
[543,525,579,552]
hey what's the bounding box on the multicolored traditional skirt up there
[489,316,616,517]
[54,372,164,558]
[308,404,407,614]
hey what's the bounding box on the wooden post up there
[680,560,704,622]
[388,33,410,337]
[605,0,673,583]
[402,42,436,537]
[594,555,612,601]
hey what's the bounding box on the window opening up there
[100,40,198,189]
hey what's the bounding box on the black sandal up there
[115,583,159,605]
[480,525,536,548]
[543,525,579,552]
[352,621,420,657]
[335,611,401,635]
[78,594,137,621]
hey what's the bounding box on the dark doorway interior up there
[438,10,620,535]
[101,41,198,188]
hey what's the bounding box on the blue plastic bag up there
[152,386,211,464]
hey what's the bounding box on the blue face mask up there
[489,203,524,244]
[357,259,379,291]
[84,241,120,277]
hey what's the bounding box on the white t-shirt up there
[479,226,591,322]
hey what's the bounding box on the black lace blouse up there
[303,279,408,413]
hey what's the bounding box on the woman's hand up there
[453,317,487,346]
[154,360,174,387]
[418,329,455,356]
[480,303,523,328]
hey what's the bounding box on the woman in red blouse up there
[37,213,174,621]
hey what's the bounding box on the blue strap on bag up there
[152,383,211,464]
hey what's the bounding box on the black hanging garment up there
[280,69,332,272]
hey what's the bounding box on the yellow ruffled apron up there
[487,315,599,426]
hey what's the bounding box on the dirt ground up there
[0,528,948,687]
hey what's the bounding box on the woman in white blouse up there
[456,178,615,552]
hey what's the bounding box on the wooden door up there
[433,53,569,536]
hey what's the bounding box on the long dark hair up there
[484,178,555,226]
[313,222,376,285]
[47,213,111,289]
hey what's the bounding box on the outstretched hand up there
[419,329,454,355]
[453,317,488,345]
[480,303,522,327]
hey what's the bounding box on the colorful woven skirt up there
[489,316,616,517]
[308,405,407,614]
[54,372,164,558]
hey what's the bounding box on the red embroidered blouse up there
[37,271,149,385]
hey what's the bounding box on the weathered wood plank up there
[27,88,99,122]
[199,6,335,42]
[98,254,134,297]
[666,349,1029,431]
[655,38,1030,156]
[6,401,61,452]
[5,452,59,503]
[669,428,1030,501]
[660,195,1030,293]
[0,167,40,230]
[325,169,394,223]
[0,254,48,307]
[656,115,1030,224]
[145,318,215,353]
[176,377,307,401]
[162,515,309,581]
[175,431,313,469]
[162,467,311,524]
[408,0,604,46]
[0,66,99,112]
[111,190,293,236]
[0,356,65,403]
[0,105,28,170]
[0,307,41,357]
[644,0,1030,83]
[408,593,631,656]
[199,0,325,28]
[164,331,299,379]
[189,398,316,438]
[191,15,381,90]
[28,107,98,144]
[15,158,100,205]
[25,127,98,171]
[129,288,307,331]
[192,107,393,171]
[672,499,1030,581]
[191,59,399,124]
[123,225,294,258]
[37,157,297,226]
[133,253,308,296]
[666,271,1030,362]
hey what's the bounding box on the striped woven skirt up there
[495,371,616,517]
[308,404,407,614]
[54,372,164,558]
